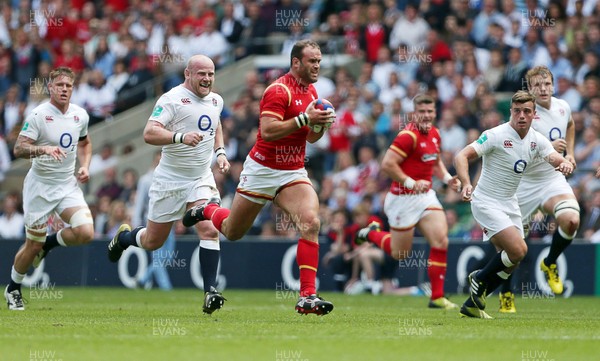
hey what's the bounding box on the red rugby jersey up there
[388,123,441,195]
[250,73,317,170]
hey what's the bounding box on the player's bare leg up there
[275,183,333,315]
[33,206,94,267]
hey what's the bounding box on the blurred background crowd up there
[2,0,600,261]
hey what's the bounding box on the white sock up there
[136,228,145,248]
[57,229,67,246]
[11,266,25,284]
[199,239,220,250]
[497,270,511,280]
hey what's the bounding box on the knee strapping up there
[69,208,94,228]
[554,199,580,218]
[26,226,47,242]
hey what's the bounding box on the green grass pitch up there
[1,288,598,361]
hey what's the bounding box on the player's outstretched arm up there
[546,151,573,176]
[13,135,66,160]
[143,120,202,146]
[454,145,478,201]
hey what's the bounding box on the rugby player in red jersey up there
[183,40,335,315]
[355,94,461,310]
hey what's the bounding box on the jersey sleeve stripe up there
[399,130,418,150]
[264,83,292,107]
[389,145,407,157]
[261,110,284,120]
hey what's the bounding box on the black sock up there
[500,274,513,293]
[486,273,505,295]
[477,252,506,283]
[118,226,144,248]
[199,246,220,292]
[43,233,59,252]
[545,230,573,265]
[7,280,21,292]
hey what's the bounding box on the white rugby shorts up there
[148,172,219,223]
[236,156,312,205]
[384,189,443,230]
[23,173,87,228]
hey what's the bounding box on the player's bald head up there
[187,55,214,72]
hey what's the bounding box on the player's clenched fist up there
[183,132,203,147]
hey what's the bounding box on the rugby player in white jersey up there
[107,55,230,314]
[5,67,94,310]
[498,66,580,313]
[454,91,573,318]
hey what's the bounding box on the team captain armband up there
[295,113,310,128]
[172,132,185,144]
[215,147,227,158]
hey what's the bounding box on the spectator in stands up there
[483,49,505,91]
[11,29,40,101]
[556,74,583,112]
[106,59,129,94]
[236,1,269,58]
[0,43,12,96]
[96,166,123,201]
[438,108,467,169]
[94,195,112,238]
[579,187,600,240]
[360,3,390,64]
[0,84,23,138]
[119,168,138,206]
[0,134,11,182]
[89,36,116,79]
[78,69,116,125]
[389,3,429,51]
[218,1,244,47]
[104,199,129,238]
[497,47,528,92]
[0,194,24,239]
[89,143,118,176]
[426,29,452,64]
[372,45,396,92]
[54,39,85,74]
[115,51,154,112]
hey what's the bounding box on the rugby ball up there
[312,98,336,133]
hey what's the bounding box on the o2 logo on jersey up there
[549,127,561,141]
[514,159,527,173]
[59,133,75,151]
[198,115,215,136]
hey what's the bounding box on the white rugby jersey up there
[523,97,571,180]
[20,101,89,183]
[149,85,223,181]
[471,122,555,200]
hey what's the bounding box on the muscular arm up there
[214,121,224,150]
[565,115,576,167]
[454,145,479,191]
[260,101,333,142]
[546,151,574,175]
[13,135,65,160]
[381,148,408,183]
[306,127,326,143]
[77,136,92,169]
[143,120,202,147]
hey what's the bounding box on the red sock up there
[368,231,392,255]
[204,203,221,219]
[428,247,447,300]
[210,208,230,232]
[296,238,319,297]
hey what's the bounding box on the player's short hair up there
[290,40,320,66]
[49,67,76,83]
[511,90,536,105]
[525,65,554,88]
[412,94,435,108]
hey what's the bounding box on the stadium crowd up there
[2,0,600,254]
